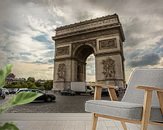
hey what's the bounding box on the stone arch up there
[72,40,97,57]
[73,44,95,61]
[53,14,125,90]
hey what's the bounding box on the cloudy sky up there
[0,0,163,81]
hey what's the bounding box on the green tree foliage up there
[44,80,53,90]
[35,80,44,88]
[5,75,53,90]
[27,81,37,89]
[27,77,35,83]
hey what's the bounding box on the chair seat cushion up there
[85,100,163,122]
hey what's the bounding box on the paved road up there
[2,93,110,113]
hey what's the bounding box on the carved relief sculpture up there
[102,57,116,79]
[56,46,69,56]
[99,38,117,50]
[57,63,66,80]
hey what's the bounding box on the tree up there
[27,81,37,89]
[27,77,35,83]
[44,80,53,90]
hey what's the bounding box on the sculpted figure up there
[57,63,66,80]
[102,58,116,79]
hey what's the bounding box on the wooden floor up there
[1,113,162,130]
[0,113,143,130]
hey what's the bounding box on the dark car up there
[60,89,76,96]
[0,88,5,99]
[17,89,56,102]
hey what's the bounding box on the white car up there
[2,88,9,95]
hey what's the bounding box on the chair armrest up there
[137,86,163,92]
[137,86,163,123]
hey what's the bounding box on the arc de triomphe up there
[52,14,125,90]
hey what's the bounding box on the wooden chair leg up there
[157,91,163,114]
[108,88,118,101]
[92,113,98,130]
[141,90,152,130]
[121,121,127,130]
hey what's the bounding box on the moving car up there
[17,89,56,102]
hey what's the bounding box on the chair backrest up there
[122,68,163,107]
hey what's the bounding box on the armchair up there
[85,68,163,130]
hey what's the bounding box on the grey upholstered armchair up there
[85,68,163,130]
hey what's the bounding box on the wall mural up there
[57,63,66,80]
[102,57,116,79]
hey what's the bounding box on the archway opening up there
[74,45,95,82]
[86,54,95,82]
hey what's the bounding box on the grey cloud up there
[20,52,32,56]
[42,50,54,57]
[123,18,149,47]
[32,60,47,64]
[32,34,54,50]
[0,0,56,67]
[126,37,163,67]
[86,0,163,16]
[128,53,160,67]
[8,55,31,62]
[32,34,51,43]
[152,38,163,56]
[48,59,54,64]
[32,58,53,65]
[0,0,163,79]
[75,11,93,21]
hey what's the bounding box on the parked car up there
[71,82,94,95]
[17,89,56,102]
[2,88,9,95]
[8,88,19,94]
[61,89,76,96]
[0,88,5,99]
